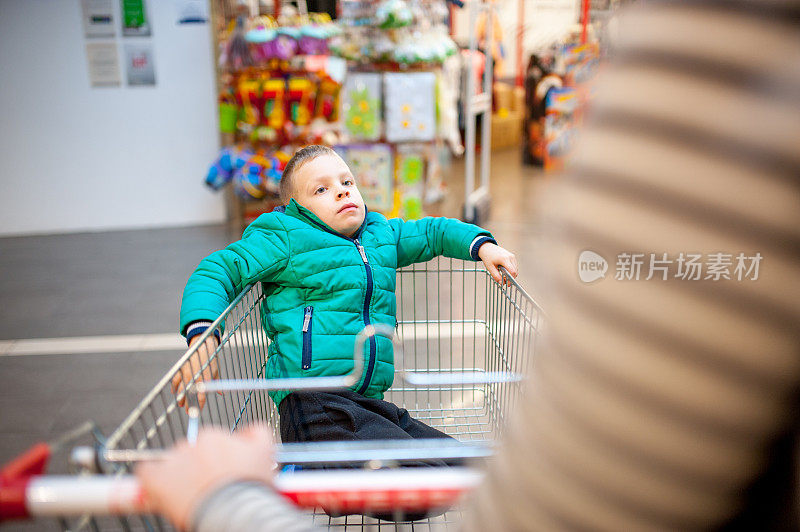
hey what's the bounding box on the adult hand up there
[135,425,276,531]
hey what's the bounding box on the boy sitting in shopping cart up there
[174,145,517,452]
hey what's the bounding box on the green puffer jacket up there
[179,199,494,406]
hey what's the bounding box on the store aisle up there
[0,148,548,479]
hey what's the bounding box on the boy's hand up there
[171,335,220,413]
[136,425,275,531]
[478,242,518,285]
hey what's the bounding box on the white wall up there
[0,0,224,236]
[453,0,579,80]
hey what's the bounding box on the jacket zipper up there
[294,208,375,392]
[353,239,376,395]
[301,306,313,370]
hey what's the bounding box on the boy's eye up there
[315,186,326,194]
[343,179,353,186]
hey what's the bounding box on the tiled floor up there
[0,148,548,530]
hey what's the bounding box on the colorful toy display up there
[211,2,458,224]
[384,72,436,142]
[331,0,456,66]
[522,38,599,169]
[336,144,394,212]
[221,69,342,146]
[225,13,341,69]
[341,73,382,141]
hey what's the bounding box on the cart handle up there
[186,324,523,442]
[3,467,483,521]
[191,323,523,396]
[74,439,494,472]
[184,325,378,443]
[368,323,523,386]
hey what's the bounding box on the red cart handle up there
[1,466,481,522]
[0,442,51,521]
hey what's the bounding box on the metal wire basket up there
[1,258,543,531]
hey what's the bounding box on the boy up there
[174,145,517,448]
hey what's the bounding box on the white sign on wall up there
[82,0,116,38]
[124,43,156,86]
[86,42,121,86]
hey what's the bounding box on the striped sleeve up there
[462,2,800,530]
[191,481,314,532]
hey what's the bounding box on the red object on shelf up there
[581,0,590,44]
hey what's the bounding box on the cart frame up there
[3,258,543,531]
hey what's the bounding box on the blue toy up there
[233,163,267,199]
[205,147,252,190]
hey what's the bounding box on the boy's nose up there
[337,189,350,199]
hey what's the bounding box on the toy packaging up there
[394,143,427,220]
[335,144,394,212]
[340,73,382,141]
[384,72,436,143]
[544,87,579,171]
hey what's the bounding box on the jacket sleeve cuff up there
[469,236,496,261]
[185,321,221,346]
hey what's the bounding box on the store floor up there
[0,148,548,528]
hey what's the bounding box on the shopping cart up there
[0,257,543,531]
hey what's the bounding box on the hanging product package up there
[335,144,394,213]
[383,72,436,143]
[340,72,382,141]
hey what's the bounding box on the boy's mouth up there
[338,203,358,214]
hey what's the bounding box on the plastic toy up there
[287,77,315,126]
[315,77,340,122]
[233,165,266,199]
[205,147,252,190]
[262,78,286,130]
[237,77,263,134]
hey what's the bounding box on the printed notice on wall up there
[122,0,151,36]
[124,43,156,86]
[86,42,121,86]
[82,0,116,38]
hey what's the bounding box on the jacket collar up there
[284,199,368,241]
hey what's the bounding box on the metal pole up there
[515,0,525,87]
[480,2,493,193]
[464,0,478,222]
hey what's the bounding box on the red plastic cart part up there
[0,442,51,521]
[1,467,481,521]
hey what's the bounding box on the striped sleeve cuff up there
[469,236,496,261]
[185,321,221,346]
[191,481,314,532]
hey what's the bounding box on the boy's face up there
[292,153,366,237]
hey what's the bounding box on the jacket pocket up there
[301,306,313,370]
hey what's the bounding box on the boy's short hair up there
[280,145,337,203]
